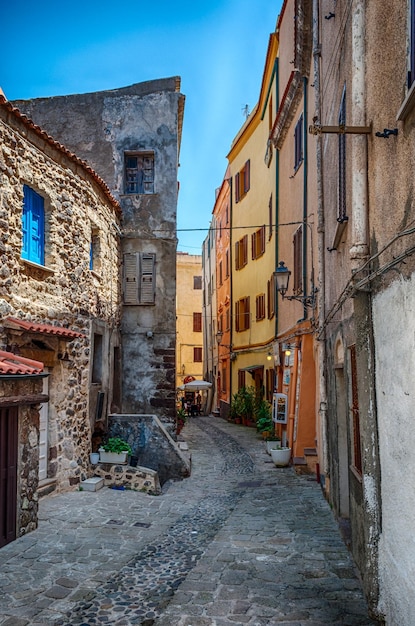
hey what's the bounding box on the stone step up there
[81,477,104,492]
[304,447,318,456]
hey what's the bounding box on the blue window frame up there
[22,185,45,265]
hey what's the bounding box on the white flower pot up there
[89,452,100,465]
[270,447,291,467]
[265,440,282,455]
[98,449,129,464]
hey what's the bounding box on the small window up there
[92,333,103,383]
[235,235,248,270]
[235,296,250,332]
[294,114,303,171]
[256,294,266,321]
[22,185,45,265]
[238,370,246,389]
[225,307,230,331]
[267,273,275,319]
[90,229,100,272]
[124,153,154,194]
[235,160,250,203]
[193,312,202,333]
[194,347,203,362]
[193,276,202,289]
[225,249,230,277]
[252,226,266,260]
[218,261,223,286]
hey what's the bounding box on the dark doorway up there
[0,406,18,547]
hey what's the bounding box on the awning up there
[240,365,264,372]
[4,317,85,339]
[0,350,44,375]
[178,380,213,391]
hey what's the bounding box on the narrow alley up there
[0,417,376,626]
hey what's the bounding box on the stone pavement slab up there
[0,416,377,625]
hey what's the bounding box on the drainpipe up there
[313,0,329,478]
[274,59,280,343]
[302,76,308,322]
[350,0,369,267]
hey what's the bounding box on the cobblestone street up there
[0,416,377,626]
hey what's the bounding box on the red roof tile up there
[4,317,85,339]
[0,350,44,375]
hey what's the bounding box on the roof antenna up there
[242,104,250,120]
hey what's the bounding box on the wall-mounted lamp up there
[324,12,335,19]
[267,352,273,361]
[216,330,232,350]
[274,261,317,308]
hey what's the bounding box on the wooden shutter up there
[193,312,202,332]
[235,300,240,331]
[235,172,240,203]
[139,253,156,304]
[235,241,240,270]
[293,227,303,293]
[22,185,44,265]
[123,253,139,304]
[244,159,250,193]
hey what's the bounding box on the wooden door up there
[39,373,49,481]
[0,406,18,547]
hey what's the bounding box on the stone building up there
[13,77,185,420]
[0,94,122,546]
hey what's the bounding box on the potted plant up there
[255,399,273,438]
[270,443,291,467]
[264,434,282,455]
[99,437,132,464]
[176,408,187,435]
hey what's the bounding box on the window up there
[294,114,303,171]
[235,296,250,332]
[293,226,303,294]
[252,226,266,260]
[218,261,223,286]
[193,312,202,333]
[194,347,202,362]
[124,153,154,194]
[193,276,202,289]
[235,159,250,203]
[338,86,348,223]
[266,368,276,403]
[92,333,103,383]
[235,235,248,270]
[267,273,275,319]
[22,185,45,265]
[123,252,156,305]
[90,229,100,272]
[256,294,266,321]
[225,249,230,278]
[218,313,223,334]
[349,345,362,475]
[238,370,246,389]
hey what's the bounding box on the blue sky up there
[2,1,282,253]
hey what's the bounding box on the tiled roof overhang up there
[0,350,44,375]
[4,317,86,339]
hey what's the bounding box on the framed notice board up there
[272,393,288,424]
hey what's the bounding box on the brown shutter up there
[244,159,250,192]
[235,173,240,203]
[140,253,156,304]
[123,253,139,304]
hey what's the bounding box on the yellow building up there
[176,253,203,391]
[227,30,279,404]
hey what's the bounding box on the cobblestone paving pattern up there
[0,416,378,626]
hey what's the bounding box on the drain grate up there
[133,521,151,528]
[106,519,125,525]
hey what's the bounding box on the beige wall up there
[176,253,203,390]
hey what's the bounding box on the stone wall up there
[0,100,122,494]
[108,414,191,485]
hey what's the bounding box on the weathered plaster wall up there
[372,275,415,625]
[14,78,184,421]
